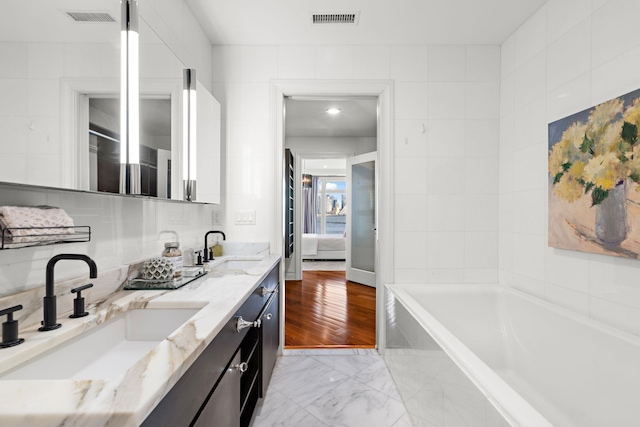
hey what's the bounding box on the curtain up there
[303,175,318,234]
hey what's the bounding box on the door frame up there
[271,80,394,352]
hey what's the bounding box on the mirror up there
[0,0,220,203]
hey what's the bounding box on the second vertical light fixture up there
[183,68,197,201]
[120,0,140,194]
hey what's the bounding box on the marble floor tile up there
[251,352,413,427]
[269,355,350,407]
[305,377,407,427]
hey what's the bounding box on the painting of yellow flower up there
[548,88,640,259]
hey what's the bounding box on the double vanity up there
[0,254,281,427]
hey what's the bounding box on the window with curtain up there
[316,177,346,235]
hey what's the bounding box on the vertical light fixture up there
[120,0,140,194]
[183,68,197,201]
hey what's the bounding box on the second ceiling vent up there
[311,12,360,25]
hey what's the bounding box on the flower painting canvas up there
[548,88,640,259]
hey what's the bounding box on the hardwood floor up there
[284,270,376,348]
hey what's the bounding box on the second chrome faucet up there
[40,254,98,332]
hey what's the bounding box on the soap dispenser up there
[212,237,223,257]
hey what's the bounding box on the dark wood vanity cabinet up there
[141,262,280,427]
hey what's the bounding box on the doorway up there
[282,95,378,348]
[272,80,394,352]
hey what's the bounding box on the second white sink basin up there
[1,308,200,381]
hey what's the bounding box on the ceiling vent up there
[311,12,360,25]
[65,12,116,23]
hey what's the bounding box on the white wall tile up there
[546,17,591,92]
[427,232,465,269]
[27,80,59,117]
[591,45,640,106]
[353,46,390,79]
[241,83,270,122]
[464,120,499,157]
[395,232,428,269]
[514,4,548,69]
[464,157,498,195]
[0,43,27,78]
[428,46,465,82]
[0,117,27,151]
[395,157,428,195]
[395,195,428,232]
[591,0,640,68]
[395,120,428,158]
[427,83,465,120]
[315,46,353,79]
[513,233,546,281]
[513,188,545,236]
[212,46,241,82]
[395,82,428,120]
[465,195,498,232]
[395,269,429,283]
[27,43,63,79]
[464,232,498,269]
[464,269,498,284]
[426,120,465,157]
[546,73,592,123]
[589,296,640,336]
[427,157,465,195]
[278,46,315,79]
[500,73,515,117]
[390,46,428,82]
[427,195,465,232]
[501,35,516,78]
[513,143,547,192]
[513,96,547,151]
[426,269,464,284]
[241,46,278,82]
[63,44,103,78]
[544,247,590,293]
[546,0,592,43]
[514,50,546,110]
[465,83,500,119]
[465,46,500,82]
[0,79,27,116]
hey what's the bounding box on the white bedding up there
[302,233,345,257]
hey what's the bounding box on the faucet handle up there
[0,305,24,348]
[69,283,93,319]
[195,250,203,266]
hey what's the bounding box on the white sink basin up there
[211,259,261,270]
[0,308,200,381]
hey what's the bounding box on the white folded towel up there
[0,206,75,245]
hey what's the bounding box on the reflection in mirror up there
[88,98,171,197]
[0,0,120,189]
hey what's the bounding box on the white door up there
[346,151,377,287]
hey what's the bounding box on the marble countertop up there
[0,254,281,427]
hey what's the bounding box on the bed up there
[301,233,346,260]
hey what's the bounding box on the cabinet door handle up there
[259,286,276,297]
[232,362,248,373]
[264,313,273,320]
[235,316,260,332]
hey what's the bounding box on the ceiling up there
[186,0,547,46]
[285,98,377,138]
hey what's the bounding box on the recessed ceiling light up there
[326,108,341,115]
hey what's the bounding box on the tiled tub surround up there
[385,284,640,427]
[0,254,280,426]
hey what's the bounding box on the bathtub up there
[384,284,640,427]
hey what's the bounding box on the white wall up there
[499,0,640,336]
[285,136,376,157]
[213,44,501,282]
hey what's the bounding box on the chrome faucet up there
[203,230,226,263]
[39,254,98,332]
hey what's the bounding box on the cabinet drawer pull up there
[264,313,273,320]
[259,286,276,297]
[233,362,248,373]
[235,316,260,332]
